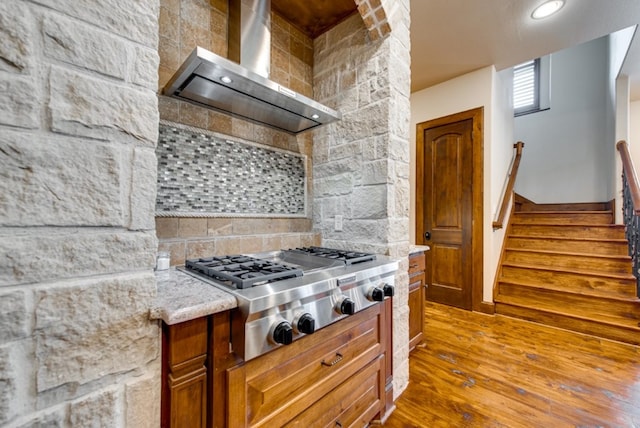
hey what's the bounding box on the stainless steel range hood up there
[162,0,341,134]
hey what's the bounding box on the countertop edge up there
[409,244,431,255]
[150,269,239,325]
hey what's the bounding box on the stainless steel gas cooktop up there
[179,246,398,361]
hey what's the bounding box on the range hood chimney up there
[162,0,341,135]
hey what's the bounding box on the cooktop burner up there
[185,255,303,289]
[292,246,377,265]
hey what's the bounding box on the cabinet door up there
[408,252,426,351]
[408,276,424,351]
[169,368,207,428]
[162,318,208,428]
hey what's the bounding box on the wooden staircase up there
[495,199,640,345]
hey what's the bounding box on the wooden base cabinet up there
[408,251,426,351]
[227,304,389,427]
[162,303,392,427]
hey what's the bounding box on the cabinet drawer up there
[284,355,385,428]
[408,252,425,276]
[228,304,384,427]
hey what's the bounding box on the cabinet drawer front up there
[284,355,384,428]
[408,252,426,275]
[232,305,384,427]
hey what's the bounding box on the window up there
[513,58,540,116]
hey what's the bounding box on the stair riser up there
[513,213,613,224]
[500,265,637,297]
[497,284,640,323]
[506,237,629,256]
[495,303,640,346]
[510,224,625,239]
[503,251,632,274]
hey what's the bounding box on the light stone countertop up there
[150,268,238,325]
[409,244,431,255]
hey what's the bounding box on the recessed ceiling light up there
[311,114,320,120]
[531,0,565,19]
[220,76,232,84]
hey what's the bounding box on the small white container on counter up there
[156,251,170,271]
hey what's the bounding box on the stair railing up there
[493,141,525,229]
[616,140,640,295]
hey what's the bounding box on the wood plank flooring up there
[383,302,640,427]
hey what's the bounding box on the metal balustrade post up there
[622,170,640,295]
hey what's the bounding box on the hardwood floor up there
[383,302,640,427]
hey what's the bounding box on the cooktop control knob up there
[383,283,395,297]
[336,297,356,315]
[272,321,293,345]
[294,313,316,335]
[367,286,385,302]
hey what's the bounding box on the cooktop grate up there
[185,255,303,289]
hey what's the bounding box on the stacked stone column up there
[0,0,161,425]
[312,0,411,398]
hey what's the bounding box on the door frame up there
[415,107,485,313]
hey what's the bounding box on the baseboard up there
[476,300,495,315]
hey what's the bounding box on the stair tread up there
[505,247,632,261]
[495,303,640,347]
[515,210,613,214]
[498,279,639,300]
[501,261,637,280]
[506,236,629,256]
[508,234,628,243]
[495,296,640,329]
[511,222,623,227]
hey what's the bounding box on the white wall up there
[489,68,515,301]
[615,77,631,223]
[514,36,612,203]
[410,65,514,303]
[630,100,640,163]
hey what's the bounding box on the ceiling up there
[275,0,640,100]
[410,0,640,99]
[272,0,357,39]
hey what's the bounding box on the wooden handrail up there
[493,141,525,229]
[616,140,640,215]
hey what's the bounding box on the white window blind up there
[513,59,540,115]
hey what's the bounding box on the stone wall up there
[156,0,319,261]
[312,0,412,398]
[0,0,160,426]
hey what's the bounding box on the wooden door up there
[416,108,483,311]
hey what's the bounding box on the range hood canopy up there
[162,47,341,134]
[162,0,341,135]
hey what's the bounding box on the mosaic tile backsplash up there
[156,122,307,217]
